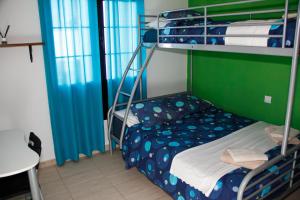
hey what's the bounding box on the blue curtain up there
[38,0,105,166]
[103,0,146,106]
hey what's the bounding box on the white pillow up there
[114,109,140,127]
[147,19,168,29]
[282,13,297,19]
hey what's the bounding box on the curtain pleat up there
[38,0,105,166]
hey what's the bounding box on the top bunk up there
[140,0,300,57]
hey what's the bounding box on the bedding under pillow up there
[131,94,212,128]
[163,93,212,119]
[130,98,178,128]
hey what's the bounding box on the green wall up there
[188,0,300,129]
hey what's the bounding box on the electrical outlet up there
[264,96,272,104]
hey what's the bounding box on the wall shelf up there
[0,42,44,62]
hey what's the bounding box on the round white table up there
[0,130,42,200]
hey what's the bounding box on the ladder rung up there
[129,68,141,72]
[120,91,131,97]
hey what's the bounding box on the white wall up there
[144,0,188,98]
[144,0,188,15]
[0,0,55,162]
[0,0,188,162]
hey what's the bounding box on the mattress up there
[122,104,296,200]
[143,18,296,48]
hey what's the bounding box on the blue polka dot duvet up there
[122,94,298,200]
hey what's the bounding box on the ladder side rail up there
[138,15,143,100]
[119,44,157,148]
[107,42,142,153]
[107,106,113,153]
[281,0,300,156]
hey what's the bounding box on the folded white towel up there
[265,125,299,139]
[265,125,300,145]
[221,149,266,170]
[282,13,297,19]
[227,148,268,163]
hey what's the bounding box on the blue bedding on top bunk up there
[122,94,296,200]
[143,18,296,48]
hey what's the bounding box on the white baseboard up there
[39,144,114,168]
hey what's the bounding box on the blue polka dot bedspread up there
[143,18,296,48]
[121,97,298,200]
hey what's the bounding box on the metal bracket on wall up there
[0,42,44,63]
[29,45,33,62]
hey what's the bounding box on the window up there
[103,0,140,79]
[51,0,94,85]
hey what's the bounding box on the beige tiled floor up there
[8,150,300,200]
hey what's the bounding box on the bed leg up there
[109,143,113,155]
[108,133,113,155]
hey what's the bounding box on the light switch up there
[264,96,272,104]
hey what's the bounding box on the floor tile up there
[93,156,126,176]
[107,167,142,186]
[38,166,61,184]
[57,158,96,178]
[72,186,125,200]
[43,191,73,200]
[67,174,112,198]
[115,175,154,196]
[40,180,69,198]
[124,181,167,200]
[62,168,103,187]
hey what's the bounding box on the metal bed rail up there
[237,145,300,200]
[156,0,297,56]
[158,21,285,29]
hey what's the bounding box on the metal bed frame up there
[107,0,300,199]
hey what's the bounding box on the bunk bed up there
[107,0,300,199]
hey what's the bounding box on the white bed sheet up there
[114,109,140,127]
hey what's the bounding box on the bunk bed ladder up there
[107,43,157,154]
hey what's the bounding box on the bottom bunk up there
[113,94,300,200]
